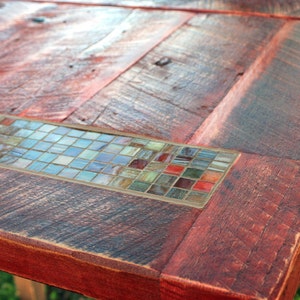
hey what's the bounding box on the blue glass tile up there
[73,139,92,148]
[76,171,96,182]
[86,161,106,172]
[27,161,47,172]
[103,165,122,175]
[82,132,101,140]
[19,139,38,148]
[23,150,42,160]
[101,143,122,154]
[15,129,34,138]
[53,126,71,135]
[78,149,98,160]
[12,158,32,168]
[38,153,57,163]
[43,164,64,175]
[178,147,198,157]
[59,168,79,179]
[112,155,132,166]
[52,155,74,165]
[92,174,113,185]
[12,120,29,128]
[197,150,217,160]
[98,134,114,142]
[64,147,83,157]
[57,136,77,146]
[39,124,57,132]
[44,133,62,143]
[68,129,84,138]
[95,152,114,163]
[33,141,52,151]
[48,144,68,154]
[9,147,27,157]
[88,141,106,151]
[0,155,17,164]
[26,121,43,130]
[69,158,89,169]
[113,136,132,145]
[29,131,48,140]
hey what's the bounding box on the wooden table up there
[0,1,300,299]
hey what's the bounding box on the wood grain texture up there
[161,153,300,300]
[27,0,300,18]
[0,1,193,120]
[67,14,283,142]
[190,21,300,160]
[0,167,199,299]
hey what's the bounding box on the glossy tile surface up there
[0,116,238,207]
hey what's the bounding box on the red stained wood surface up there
[67,14,283,142]
[27,0,300,18]
[0,2,193,120]
[161,153,300,300]
[190,21,300,160]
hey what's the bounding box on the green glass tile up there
[128,181,150,192]
[112,155,132,166]
[86,161,106,172]
[73,139,92,148]
[145,141,165,151]
[95,152,114,163]
[44,133,62,143]
[52,155,74,165]
[119,169,140,179]
[19,139,38,148]
[64,147,83,157]
[137,171,159,183]
[38,153,57,163]
[104,144,123,154]
[92,174,113,185]
[5,137,23,146]
[33,141,52,151]
[88,141,106,151]
[67,129,84,138]
[215,152,237,163]
[78,149,98,160]
[59,168,79,179]
[82,131,101,140]
[109,177,132,189]
[98,134,114,142]
[12,158,34,168]
[146,162,167,172]
[113,136,132,145]
[48,144,68,154]
[208,161,230,171]
[15,129,34,138]
[191,159,210,169]
[39,124,57,133]
[23,150,42,160]
[155,174,177,186]
[147,185,169,196]
[76,171,96,182]
[69,158,89,169]
[27,161,47,172]
[120,146,140,156]
[182,168,204,179]
[29,131,48,140]
[136,149,154,160]
[57,136,77,145]
[197,150,217,160]
[43,164,64,175]
[166,188,188,200]
[185,191,209,207]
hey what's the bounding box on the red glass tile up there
[193,181,214,193]
[129,159,148,170]
[154,152,173,163]
[1,118,15,126]
[164,164,184,175]
[200,170,223,183]
[174,178,195,189]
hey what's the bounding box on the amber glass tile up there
[0,115,238,208]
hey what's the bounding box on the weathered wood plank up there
[27,0,300,18]
[0,2,193,120]
[0,167,199,298]
[67,14,284,142]
[190,21,300,160]
[161,153,300,300]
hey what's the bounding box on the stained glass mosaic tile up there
[0,115,239,208]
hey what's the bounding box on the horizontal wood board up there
[0,1,193,120]
[25,0,300,18]
[67,14,284,142]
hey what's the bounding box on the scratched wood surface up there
[190,20,300,160]
[0,1,192,120]
[67,14,283,142]
[26,0,300,17]
[161,153,300,300]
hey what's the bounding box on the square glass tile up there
[0,115,239,208]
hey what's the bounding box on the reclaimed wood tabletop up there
[0,0,300,299]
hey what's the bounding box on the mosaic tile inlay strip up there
[0,116,238,208]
